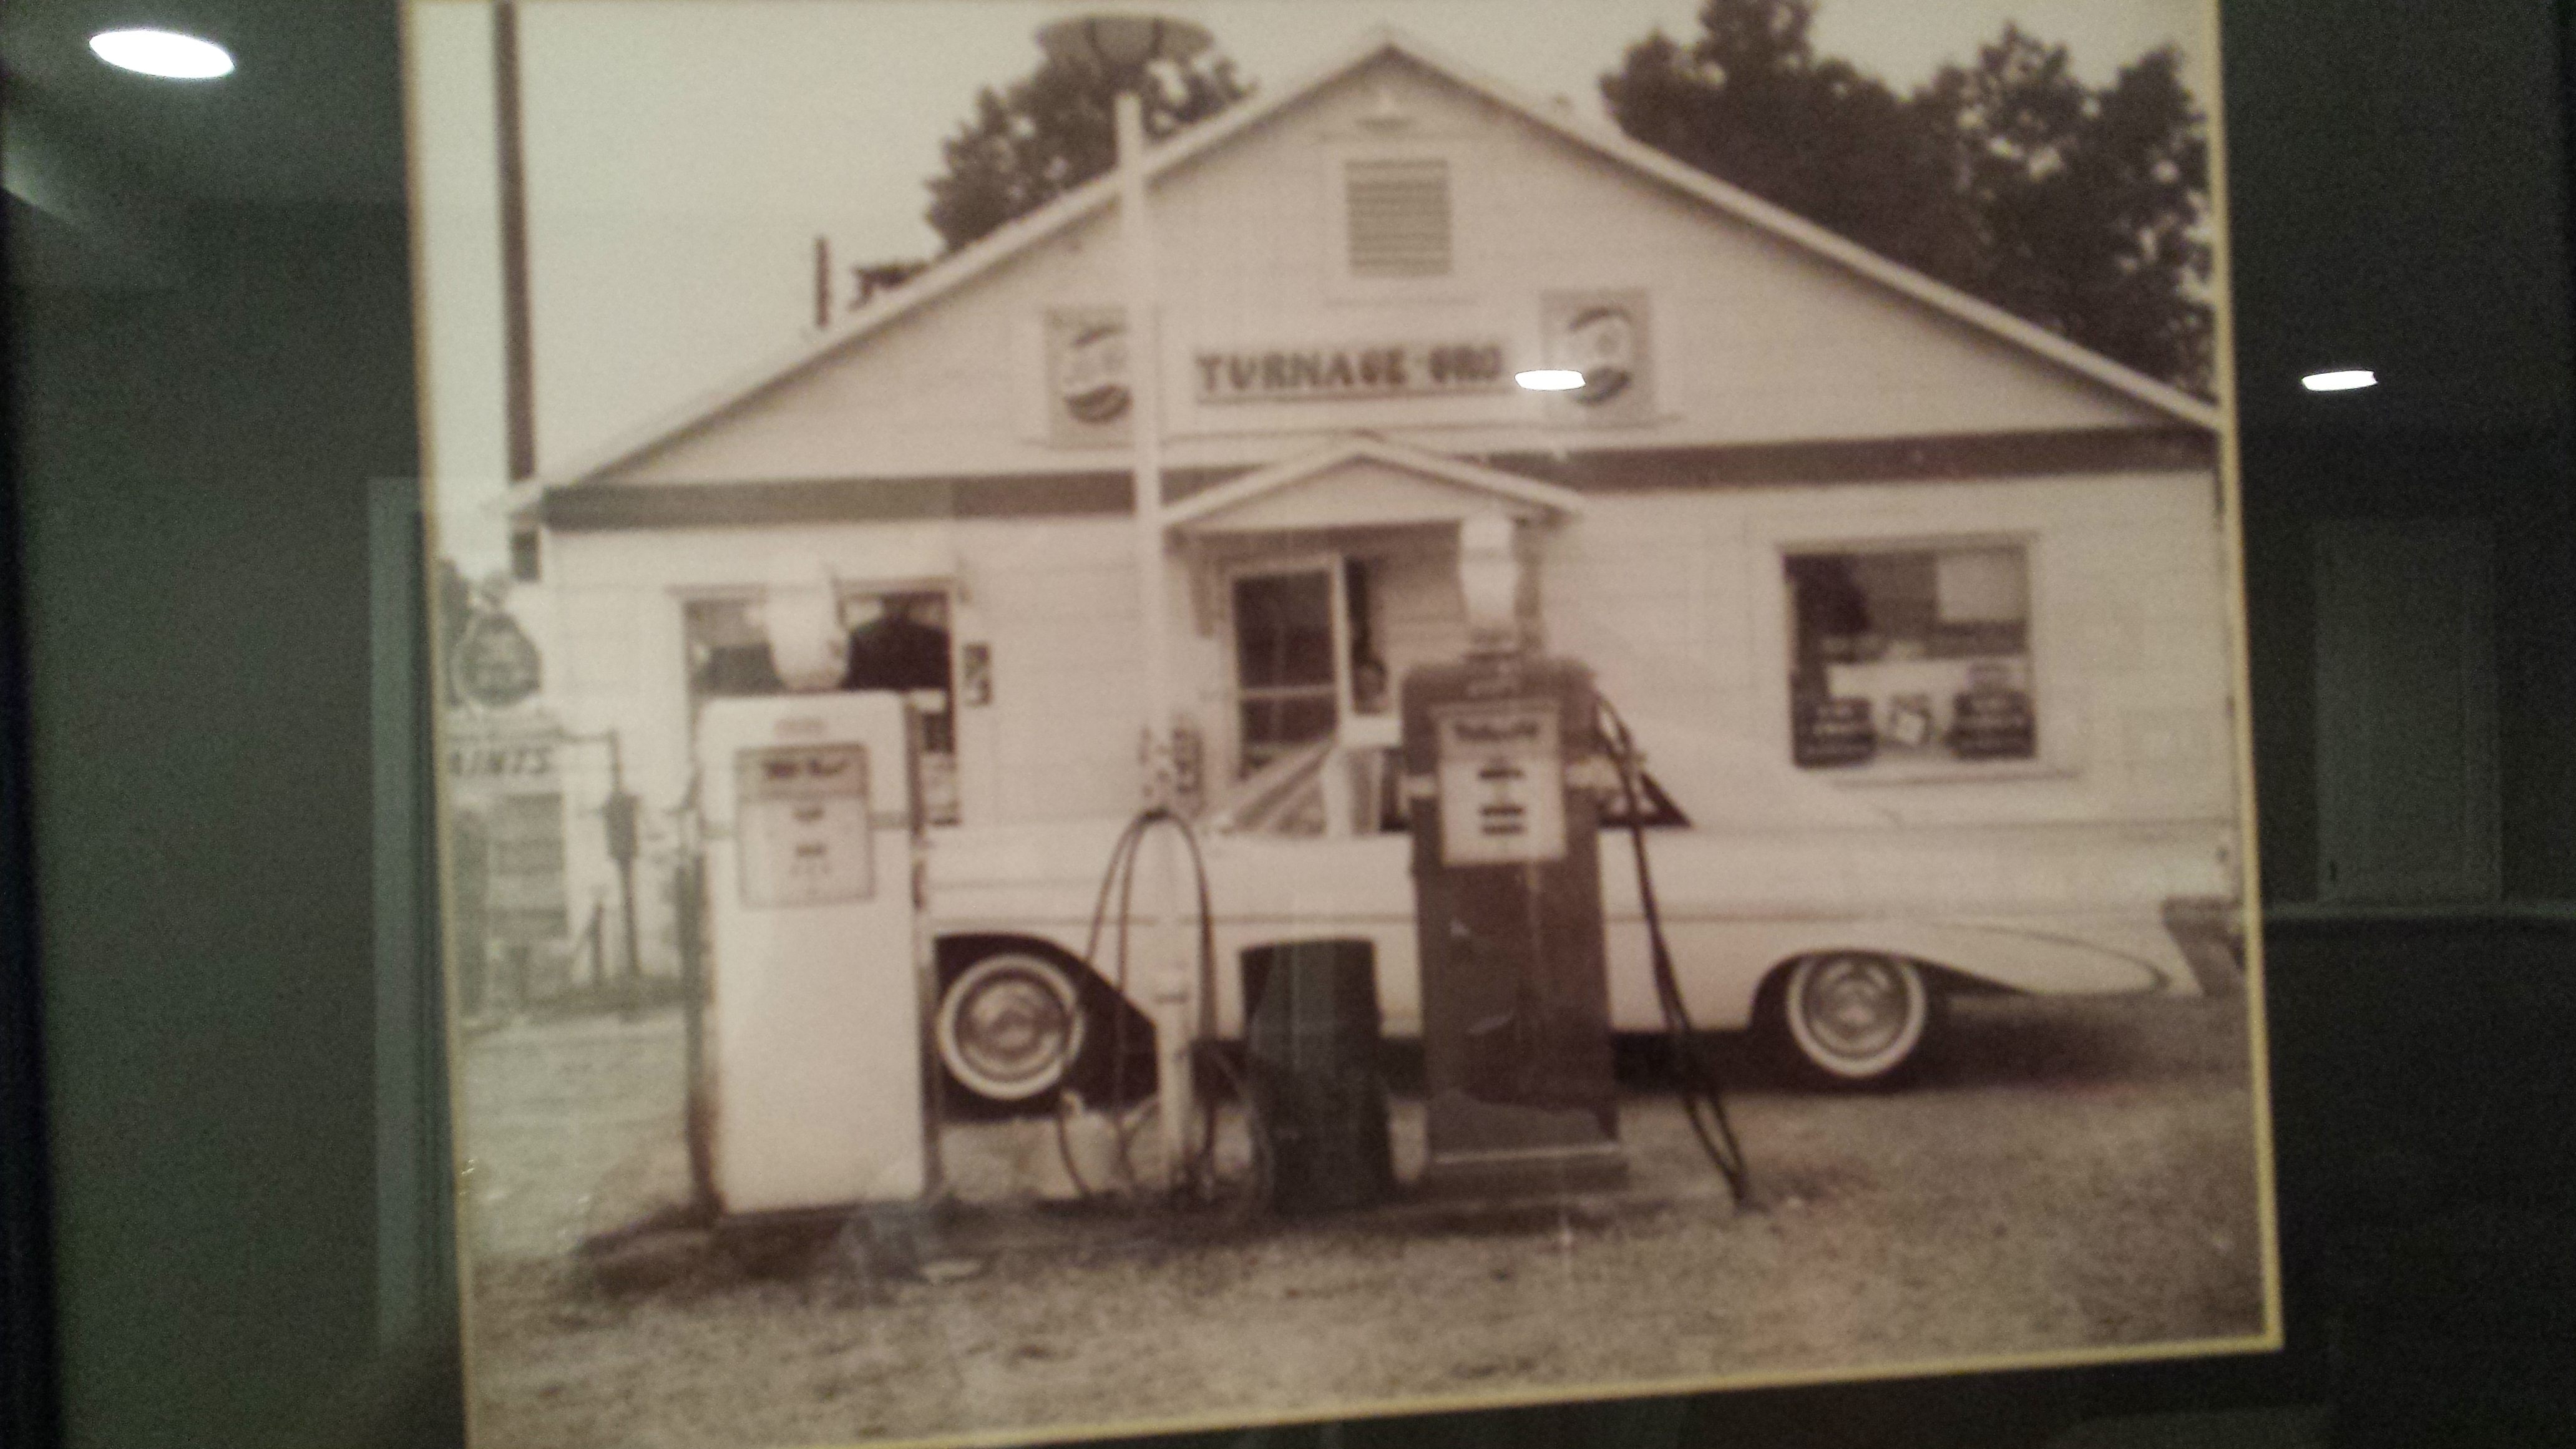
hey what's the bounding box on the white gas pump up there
[696,691,928,1214]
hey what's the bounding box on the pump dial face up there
[734,744,874,907]
[1432,701,1566,866]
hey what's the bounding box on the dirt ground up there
[457,994,2269,1449]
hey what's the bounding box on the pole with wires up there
[1032,13,1219,1194]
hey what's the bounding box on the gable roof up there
[517,26,2219,514]
[1165,434,1588,532]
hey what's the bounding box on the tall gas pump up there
[1403,517,1625,1196]
[691,575,930,1216]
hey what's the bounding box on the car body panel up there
[924,771,2232,1039]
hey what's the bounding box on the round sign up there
[454,612,543,710]
[1560,304,1638,406]
[1058,321,1132,426]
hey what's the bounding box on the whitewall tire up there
[1773,952,1938,1088]
[934,950,1091,1107]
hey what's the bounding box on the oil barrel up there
[1241,939,1395,1215]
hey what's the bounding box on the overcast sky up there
[410,0,2213,568]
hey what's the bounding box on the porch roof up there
[1163,436,1587,536]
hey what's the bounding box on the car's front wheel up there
[934,949,1094,1109]
[1765,952,1940,1089]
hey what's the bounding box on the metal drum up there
[1241,939,1395,1215]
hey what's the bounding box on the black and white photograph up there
[403,1,2275,1445]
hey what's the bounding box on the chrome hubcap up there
[1798,956,1910,1060]
[957,973,1074,1086]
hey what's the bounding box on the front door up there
[1231,560,1349,775]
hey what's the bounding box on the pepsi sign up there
[1044,306,1131,444]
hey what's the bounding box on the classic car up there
[920,715,2237,1108]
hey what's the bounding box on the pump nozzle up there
[764,560,846,690]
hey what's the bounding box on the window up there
[1785,543,2035,770]
[1233,567,1342,773]
[1228,557,1393,778]
[1343,557,1390,715]
[1344,158,1451,278]
[839,592,960,827]
[683,597,783,700]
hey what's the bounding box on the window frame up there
[672,579,964,824]
[1223,552,1355,778]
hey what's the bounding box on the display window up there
[1787,542,2037,771]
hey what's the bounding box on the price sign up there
[1433,702,1566,866]
[734,744,874,907]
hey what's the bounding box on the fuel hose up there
[1598,698,1752,1204]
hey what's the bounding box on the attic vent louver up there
[1345,158,1452,278]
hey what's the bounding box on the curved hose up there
[1598,697,1752,1204]
[1065,806,1229,1203]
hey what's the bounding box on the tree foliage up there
[924,50,1253,255]
[1603,0,2211,393]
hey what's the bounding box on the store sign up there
[1193,340,1511,403]
[452,611,544,710]
[443,717,569,960]
[446,723,562,799]
[1043,306,1129,444]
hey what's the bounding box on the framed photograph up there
[404,2,2274,1445]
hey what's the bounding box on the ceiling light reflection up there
[90,29,235,80]
[1515,369,1585,391]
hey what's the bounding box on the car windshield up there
[1199,737,1354,838]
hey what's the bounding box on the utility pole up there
[597,731,644,1011]
[1037,14,1214,1191]
[814,235,832,330]
[493,0,536,483]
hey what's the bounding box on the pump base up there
[1413,1143,1629,1202]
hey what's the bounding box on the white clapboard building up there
[515,29,2240,1094]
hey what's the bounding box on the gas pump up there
[1403,518,1626,1196]
[692,575,929,1217]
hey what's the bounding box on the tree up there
[924,49,1252,255]
[1601,7,1973,286]
[1918,28,2212,389]
[1602,0,2211,394]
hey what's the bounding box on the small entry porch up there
[1164,436,1586,787]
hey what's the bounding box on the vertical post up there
[605,732,643,1002]
[1119,90,1170,804]
[492,0,536,484]
[905,702,945,1198]
[814,235,832,330]
[1114,88,1198,1184]
[676,851,715,1218]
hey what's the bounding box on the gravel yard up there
[457,994,2269,1449]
